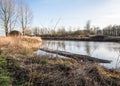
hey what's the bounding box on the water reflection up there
[40,40,120,68]
[85,42,91,56]
[41,41,66,50]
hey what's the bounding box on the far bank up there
[40,35,120,42]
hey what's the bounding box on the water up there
[38,40,120,68]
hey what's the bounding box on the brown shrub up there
[9,30,22,36]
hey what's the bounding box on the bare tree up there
[33,27,40,36]
[85,20,91,31]
[18,0,33,35]
[0,0,16,36]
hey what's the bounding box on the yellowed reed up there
[0,36,42,55]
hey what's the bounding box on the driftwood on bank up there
[39,48,112,63]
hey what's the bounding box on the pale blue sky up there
[27,0,120,29]
[2,0,119,36]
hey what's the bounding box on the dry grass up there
[0,36,42,55]
[0,36,120,86]
[5,55,120,86]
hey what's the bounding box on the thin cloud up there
[93,0,120,28]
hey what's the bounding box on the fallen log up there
[39,48,112,63]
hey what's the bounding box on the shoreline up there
[40,36,120,42]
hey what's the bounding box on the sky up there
[1,0,120,36]
[17,0,120,29]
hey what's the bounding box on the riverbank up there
[0,36,120,86]
[41,35,120,42]
[1,54,120,86]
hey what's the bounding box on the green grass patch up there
[0,55,12,86]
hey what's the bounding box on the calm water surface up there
[38,40,120,68]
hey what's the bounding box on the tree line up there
[98,25,120,36]
[0,0,32,36]
[32,20,99,37]
[32,21,120,37]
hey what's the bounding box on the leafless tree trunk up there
[0,0,16,36]
[18,0,33,35]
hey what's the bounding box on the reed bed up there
[0,36,42,55]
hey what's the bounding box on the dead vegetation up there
[5,55,120,86]
[0,36,120,86]
[0,36,42,55]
